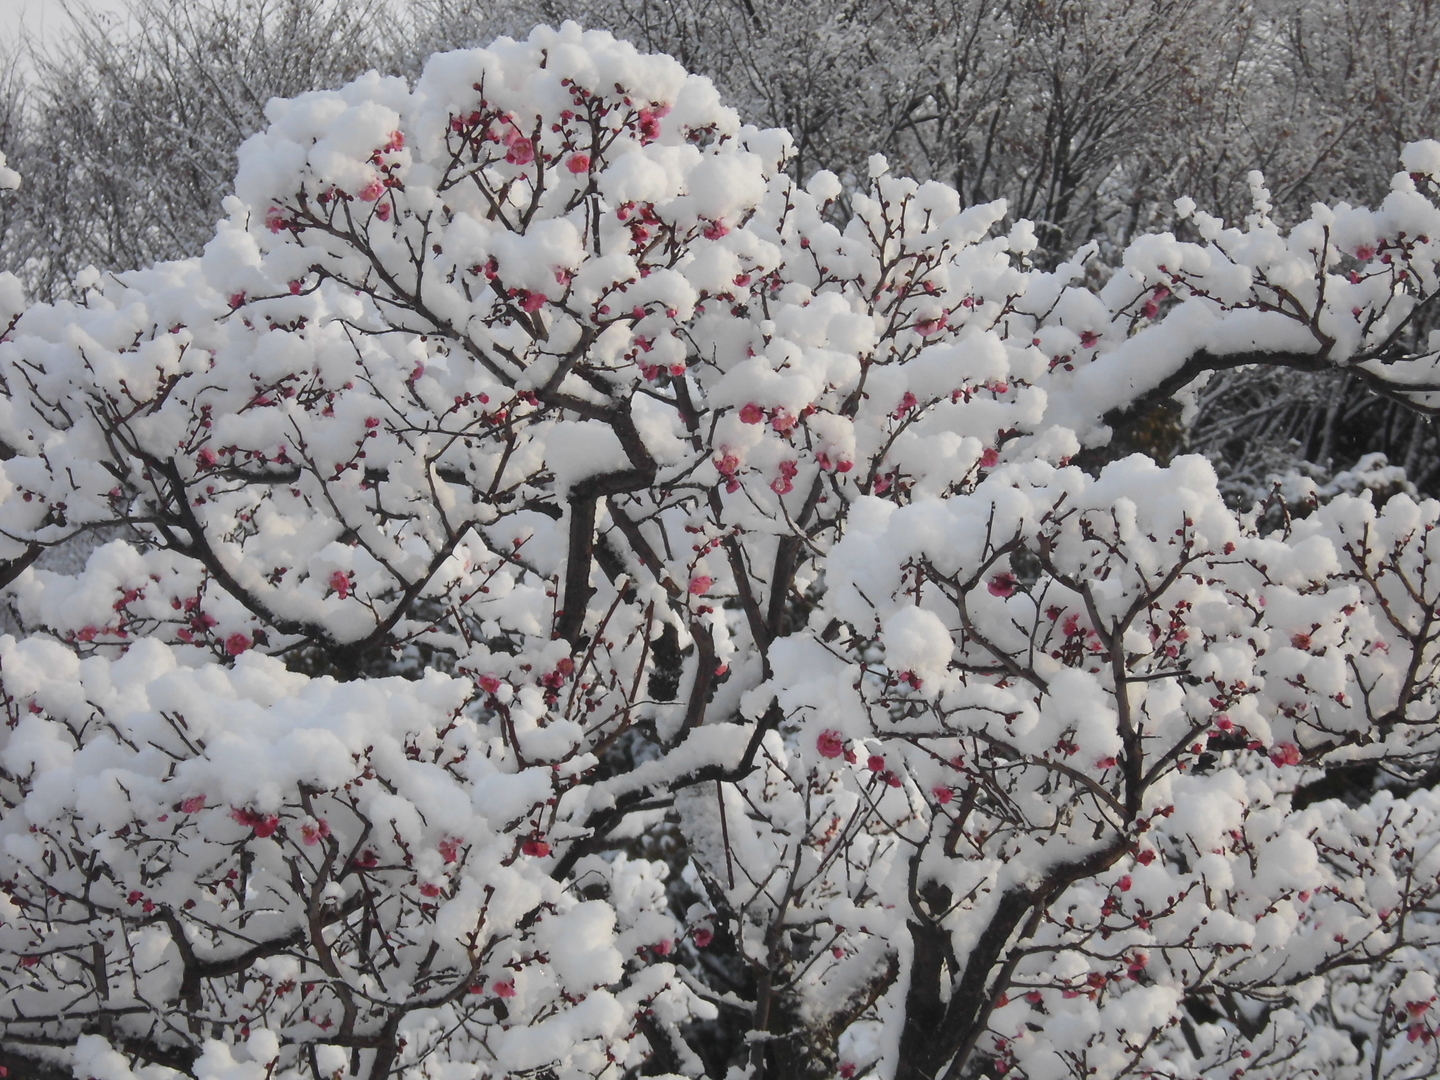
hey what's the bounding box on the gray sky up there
[2,0,131,58]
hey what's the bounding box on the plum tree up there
[1,23,1439,1080]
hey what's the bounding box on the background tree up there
[0,0,390,300]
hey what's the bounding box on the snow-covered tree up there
[1,23,1440,1080]
[425,0,1254,256]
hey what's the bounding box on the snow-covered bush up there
[1,22,1440,1080]
[0,150,23,385]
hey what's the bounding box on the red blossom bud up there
[987,573,1017,598]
